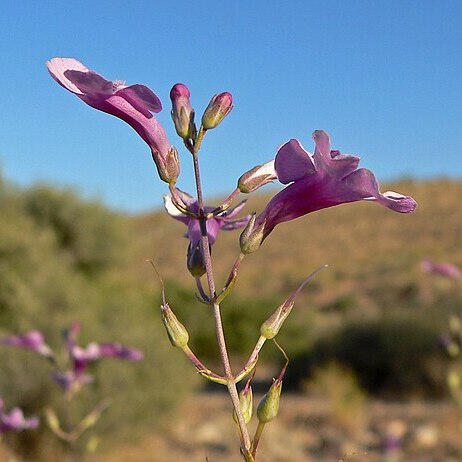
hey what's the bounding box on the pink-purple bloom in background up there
[0,399,39,434]
[0,330,54,359]
[46,58,174,181]
[56,322,144,392]
[252,130,417,241]
[421,259,461,279]
[1,323,144,394]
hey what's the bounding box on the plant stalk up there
[190,145,252,456]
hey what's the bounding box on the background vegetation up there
[1,173,461,459]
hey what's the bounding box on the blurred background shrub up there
[0,174,199,460]
[1,172,462,459]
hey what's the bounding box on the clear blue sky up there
[1,0,460,213]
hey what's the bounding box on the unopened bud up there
[239,214,265,254]
[86,436,100,453]
[448,341,460,358]
[447,370,461,392]
[238,161,277,193]
[161,303,189,348]
[257,378,283,423]
[449,315,462,336]
[170,83,195,140]
[260,301,294,340]
[201,92,233,130]
[187,242,206,277]
[233,381,253,424]
[261,268,325,339]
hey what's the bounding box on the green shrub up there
[287,314,449,399]
[0,179,198,461]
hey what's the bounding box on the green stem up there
[235,336,267,383]
[251,421,266,458]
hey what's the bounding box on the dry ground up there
[92,392,462,462]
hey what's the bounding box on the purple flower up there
[71,342,144,369]
[1,330,54,359]
[97,343,144,361]
[165,191,250,246]
[50,370,94,392]
[46,58,176,182]
[253,130,417,241]
[421,259,461,279]
[0,399,39,434]
[51,325,144,392]
[164,191,251,275]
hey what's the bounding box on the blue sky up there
[1,1,460,213]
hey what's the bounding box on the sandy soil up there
[91,392,462,462]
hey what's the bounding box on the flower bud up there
[449,315,462,336]
[447,370,461,393]
[239,214,265,254]
[187,242,206,277]
[233,381,253,424]
[447,341,461,358]
[257,378,283,423]
[260,301,294,340]
[201,92,233,130]
[238,161,277,193]
[161,303,189,348]
[170,83,195,140]
[261,267,325,339]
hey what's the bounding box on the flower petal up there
[47,58,172,169]
[98,343,144,361]
[64,69,113,95]
[220,214,252,231]
[163,195,190,224]
[274,139,316,184]
[0,408,39,433]
[116,84,162,117]
[46,57,92,94]
[313,130,360,177]
[342,168,417,213]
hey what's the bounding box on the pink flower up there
[421,259,461,279]
[0,330,53,358]
[0,399,39,434]
[55,325,144,392]
[251,130,417,242]
[1,323,143,393]
[46,58,176,182]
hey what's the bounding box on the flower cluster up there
[1,322,143,396]
[47,57,418,461]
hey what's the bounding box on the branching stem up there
[190,137,252,456]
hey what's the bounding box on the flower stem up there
[251,422,266,458]
[190,147,252,456]
[235,335,267,383]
